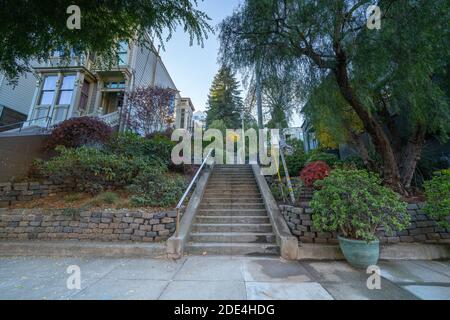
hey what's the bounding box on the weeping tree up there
[0,0,212,80]
[219,0,450,195]
[244,61,300,128]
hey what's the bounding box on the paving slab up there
[104,258,185,281]
[379,261,450,284]
[402,285,450,300]
[321,280,417,300]
[0,274,76,300]
[410,260,450,277]
[1,256,449,300]
[174,256,244,281]
[245,282,333,300]
[302,261,370,283]
[72,279,169,300]
[242,258,314,282]
[160,280,246,300]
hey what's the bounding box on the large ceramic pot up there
[338,236,380,269]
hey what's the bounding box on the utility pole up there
[255,59,263,129]
[279,124,296,204]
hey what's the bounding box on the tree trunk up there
[399,125,426,190]
[332,50,407,195]
[349,131,377,172]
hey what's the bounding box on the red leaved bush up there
[44,117,112,150]
[300,161,331,187]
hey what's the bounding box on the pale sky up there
[159,0,302,127]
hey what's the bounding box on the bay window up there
[118,41,129,66]
[33,73,78,125]
[53,75,76,123]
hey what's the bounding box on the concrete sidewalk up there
[0,255,449,300]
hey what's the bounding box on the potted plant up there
[310,169,409,268]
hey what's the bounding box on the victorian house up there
[0,32,194,134]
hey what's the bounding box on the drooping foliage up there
[219,0,450,194]
[0,0,212,80]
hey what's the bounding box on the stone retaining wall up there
[0,208,176,242]
[280,203,450,244]
[0,181,76,207]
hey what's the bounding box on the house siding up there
[132,45,157,88]
[0,72,37,116]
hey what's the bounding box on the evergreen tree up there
[206,66,243,129]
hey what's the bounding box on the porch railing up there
[0,116,53,133]
[175,149,214,237]
[99,111,120,127]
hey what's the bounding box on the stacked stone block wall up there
[0,208,176,242]
[0,181,77,207]
[280,203,450,244]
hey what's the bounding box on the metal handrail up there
[0,116,53,132]
[175,149,214,236]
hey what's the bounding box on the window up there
[104,80,126,89]
[57,75,76,105]
[168,95,175,115]
[78,80,90,112]
[180,109,185,129]
[118,41,128,65]
[38,75,57,105]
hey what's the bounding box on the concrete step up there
[198,209,268,216]
[190,232,276,243]
[209,178,254,182]
[186,242,279,255]
[201,199,263,205]
[195,215,270,224]
[203,195,262,200]
[204,191,261,197]
[211,172,254,175]
[200,203,266,210]
[206,184,259,191]
[214,165,252,168]
[208,181,258,185]
[192,223,273,233]
[208,182,257,186]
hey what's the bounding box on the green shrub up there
[306,150,339,167]
[107,132,175,167]
[39,146,159,193]
[128,167,187,207]
[269,178,302,203]
[106,132,153,158]
[146,134,176,167]
[335,155,366,170]
[424,169,450,228]
[64,193,83,203]
[89,192,120,206]
[280,139,307,177]
[311,169,409,242]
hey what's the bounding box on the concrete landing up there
[1,255,448,300]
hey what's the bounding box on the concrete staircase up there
[186,164,279,256]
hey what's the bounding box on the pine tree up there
[206,66,243,129]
